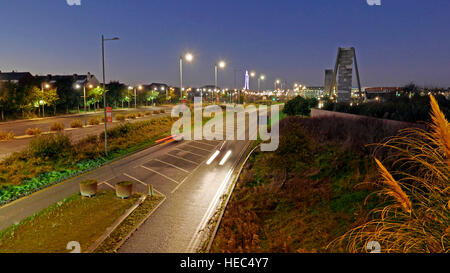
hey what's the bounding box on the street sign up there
[106,107,113,123]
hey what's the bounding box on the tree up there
[283,96,318,116]
[146,90,159,105]
[54,78,79,113]
[0,82,10,120]
[24,86,41,118]
[43,88,59,116]
[106,81,126,108]
[88,86,106,110]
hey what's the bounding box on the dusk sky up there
[1,0,449,88]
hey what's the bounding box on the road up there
[0,107,167,136]
[0,106,169,161]
[0,108,256,253]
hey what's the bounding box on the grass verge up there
[0,190,139,253]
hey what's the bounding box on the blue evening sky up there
[0,0,449,88]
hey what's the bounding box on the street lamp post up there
[215,60,226,103]
[258,75,265,92]
[180,53,193,101]
[102,35,119,157]
[74,83,87,112]
[41,83,50,117]
[250,71,256,90]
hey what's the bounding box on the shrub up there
[126,113,136,120]
[283,96,318,116]
[324,94,450,123]
[333,95,450,253]
[26,128,42,135]
[29,133,72,158]
[88,118,100,125]
[0,131,14,141]
[70,119,83,128]
[50,122,65,131]
[116,114,125,121]
[144,111,152,116]
[136,112,144,118]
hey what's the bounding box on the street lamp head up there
[138,85,143,90]
[75,84,81,89]
[250,71,256,77]
[260,75,265,80]
[44,84,50,89]
[88,84,93,89]
[185,53,194,62]
[218,61,226,69]
[276,79,280,84]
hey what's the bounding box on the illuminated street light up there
[215,60,226,102]
[40,82,51,117]
[180,52,194,100]
[258,74,265,92]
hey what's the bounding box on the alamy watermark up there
[66,0,81,6]
[171,98,279,152]
[367,0,381,6]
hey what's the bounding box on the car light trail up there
[219,150,232,166]
[155,135,175,143]
[206,150,220,165]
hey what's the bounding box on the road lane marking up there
[193,141,216,147]
[123,173,147,186]
[174,148,205,158]
[123,173,165,196]
[169,141,224,194]
[139,165,179,184]
[166,153,200,165]
[184,143,213,152]
[99,181,115,189]
[153,159,190,173]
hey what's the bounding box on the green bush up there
[283,96,318,116]
[29,133,72,158]
[324,94,450,123]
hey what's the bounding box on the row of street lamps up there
[179,53,270,99]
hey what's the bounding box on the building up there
[324,69,333,95]
[36,72,100,88]
[301,86,324,99]
[365,87,403,101]
[147,83,169,92]
[0,71,34,84]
